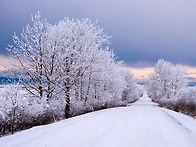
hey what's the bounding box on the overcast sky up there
[1,0,196,67]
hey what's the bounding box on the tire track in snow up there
[161,109,192,133]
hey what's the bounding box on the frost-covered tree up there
[147,59,187,99]
[47,18,110,118]
[7,12,140,123]
[8,12,50,98]
[1,12,143,136]
[122,70,139,102]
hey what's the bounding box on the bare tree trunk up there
[85,70,92,102]
[47,81,51,99]
[80,77,84,101]
[94,83,97,99]
[65,86,70,118]
[39,36,43,97]
[65,56,71,118]
[75,80,79,101]
[11,109,16,134]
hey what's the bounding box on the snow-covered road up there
[1,93,196,147]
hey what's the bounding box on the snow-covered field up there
[0,92,196,147]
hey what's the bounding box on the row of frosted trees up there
[147,59,196,117]
[0,13,142,135]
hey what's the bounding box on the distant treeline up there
[0,77,20,85]
[2,77,196,86]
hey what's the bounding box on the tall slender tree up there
[8,12,49,98]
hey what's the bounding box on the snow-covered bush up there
[156,87,196,117]
[0,83,26,134]
[0,83,67,136]
[175,87,196,116]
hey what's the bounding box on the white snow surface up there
[1,92,196,147]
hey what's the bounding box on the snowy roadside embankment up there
[156,87,196,118]
[0,93,196,147]
[0,84,142,136]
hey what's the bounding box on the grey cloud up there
[1,0,196,67]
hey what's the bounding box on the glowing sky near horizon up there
[1,55,196,80]
[130,66,196,80]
